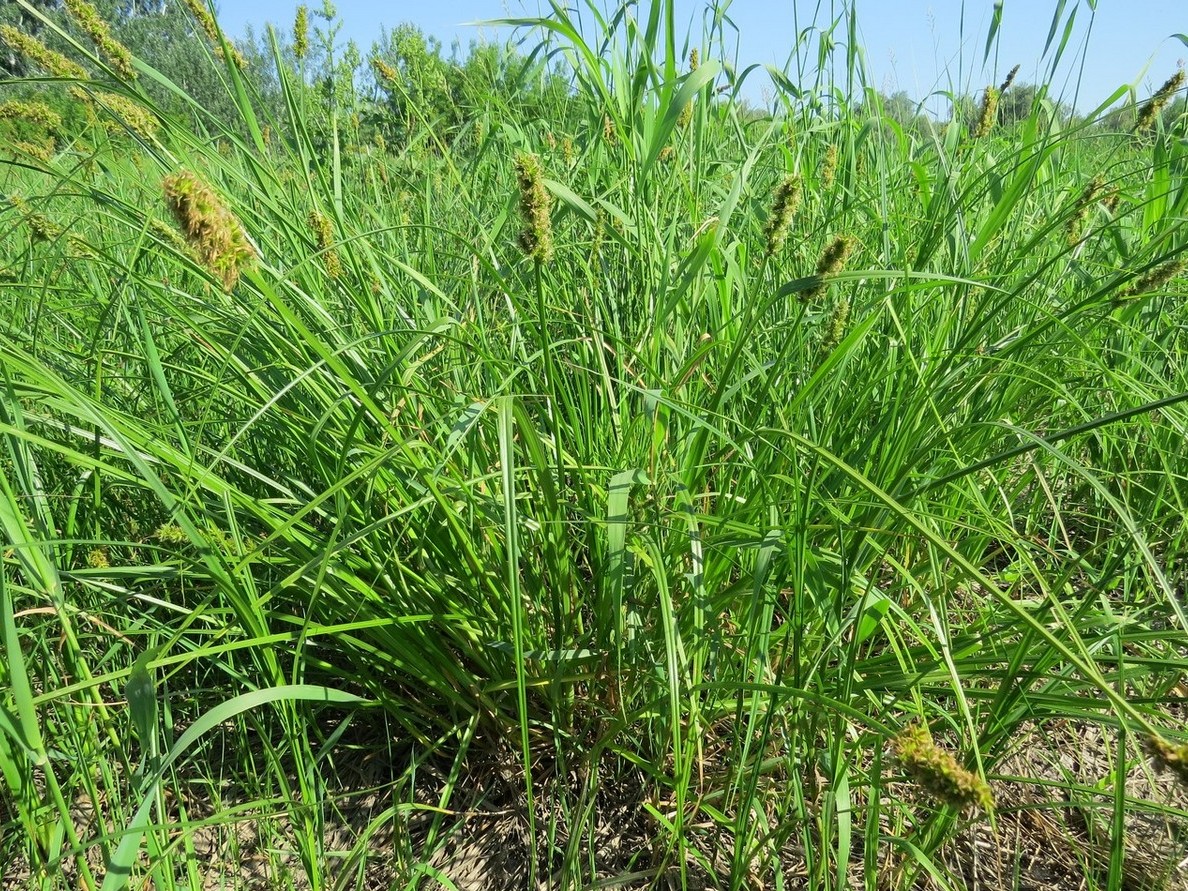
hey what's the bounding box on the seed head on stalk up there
[1135,69,1186,132]
[514,152,554,264]
[763,175,802,258]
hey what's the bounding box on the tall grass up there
[1,0,1187,888]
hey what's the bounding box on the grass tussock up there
[1,1,1187,890]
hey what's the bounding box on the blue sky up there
[215,1,1186,112]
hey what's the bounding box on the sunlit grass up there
[1,0,1187,889]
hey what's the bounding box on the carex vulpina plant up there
[0,26,89,81]
[1145,735,1188,788]
[308,210,342,279]
[294,5,310,61]
[972,85,1000,138]
[1065,176,1104,245]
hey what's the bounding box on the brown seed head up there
[1118,259,1186,301]
[1135,69,1186,132]
[1065,175,1104,245]
[998,64,1020,94]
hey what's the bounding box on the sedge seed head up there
[294,5,309,61]
[972,86,1000,138]
[1119,259,1186,301]
[372,57,398,84]
[308,210,342,279]
[802,235,855,302]
[0,25,89,80]
[894,722,994,812]
[181,0,247,68]
[64,0,135,80]
[514,152,553,263]
[821,143,838,188]
[1145,735,1188,788]
[162,171,256,291]
[819,297,851,355]
[998,64,1020,94]
[0,100,62,131]
[1065,175,1104,245]
[763,174,802,257]
[80,90,158,140]
[1135,69,1186,133]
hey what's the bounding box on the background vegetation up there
[1,0,1187,889]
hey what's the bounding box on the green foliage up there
[1,1,1187,889]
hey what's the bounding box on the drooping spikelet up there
[308,210,342,279]
[998,64,1020,94]
[802,235,856,302]
[1065,176,1104,245]
[513,152,553,263]
[293,5,309,62]
[763,174,802,257]
[64,0,135,80]
[894,722,994,812]
[1117,259,1186,301]
[162,171,256,292]
[0,25,89,81]
[181,0,247,69]
[1144,735,1188,788]
[1135,69,1186,133]
[972,85,999,138]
